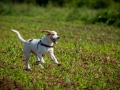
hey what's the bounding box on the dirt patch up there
[0,77,26,90]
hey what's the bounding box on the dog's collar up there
[37,40,53,49]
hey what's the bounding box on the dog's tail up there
[12,29,26,43]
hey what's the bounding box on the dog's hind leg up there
[24,49,31,70]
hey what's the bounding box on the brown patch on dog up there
[42,30,54,35]
[29,39,33,42]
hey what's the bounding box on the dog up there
[12,29,60,70]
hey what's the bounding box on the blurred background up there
[0,0,120,8]
[0,0,120,27]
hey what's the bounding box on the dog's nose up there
[57,37,60,39]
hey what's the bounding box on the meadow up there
[0,3,120,90]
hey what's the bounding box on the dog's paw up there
[39,64,44,68]
[25,68,32,71]
[57,63,62,66]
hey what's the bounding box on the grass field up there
[0,4,120,90]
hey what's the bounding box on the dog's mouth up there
[51,38,58,44]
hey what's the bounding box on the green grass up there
[0,3,120,90]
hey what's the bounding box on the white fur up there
[12,29,60,70]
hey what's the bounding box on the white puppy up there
[12,29,60,70]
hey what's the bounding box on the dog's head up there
[42,30,59,44]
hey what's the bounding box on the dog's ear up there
[42,30,53,35]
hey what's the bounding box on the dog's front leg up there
[36,53,45,68]
[35,56,44,68]
[49,53,59,64]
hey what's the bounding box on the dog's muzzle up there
[51,37,59,44]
